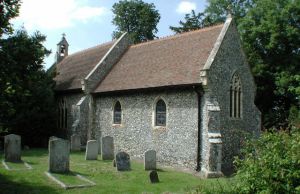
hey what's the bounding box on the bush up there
[234,129,300,194]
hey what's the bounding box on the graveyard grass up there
[0,149,235,194]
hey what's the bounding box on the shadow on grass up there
[22,149,48,157]
[0,173,60,194]
[53,170,90,177]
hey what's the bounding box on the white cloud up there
[176,1,197,14]
[14,0,109,30]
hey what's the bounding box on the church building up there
[53,16,261,177]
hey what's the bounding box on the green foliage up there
[289,106,300,129]
[170,10,208,34]
[204,0,254,24]
[234,130,300,194]
[238,0,300,128]
[112,0,160,43]
[199,0,300,128]
[0,0,21,36]
[0,29,57,146]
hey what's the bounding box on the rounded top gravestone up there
[116,151,130,171]
[4,134,21,162]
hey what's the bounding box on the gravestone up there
[97,136,101,154]
[144,150,156,170]
[116,152,130,171]
[101,136,114,160]
[49,138,70,173]
[85,140,98,160]
[4,134,21,162]
[71,134,81,151]
[149,170,159,183]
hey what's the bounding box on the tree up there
[112,0,160,44]
[0,29,57,146]
[204,0,254,24]
[0,0,21,36]
[238,0,300,128]
[170,10,207,34]
[200,0,299,128]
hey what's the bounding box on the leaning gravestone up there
[49,138,70,173]
[149,170,159,183]
[71,134,81,151]
[4,134,21,162]
[85,140,98,160]
[101,136,114,160]
[144,150,156,170]
[116,152,130,171]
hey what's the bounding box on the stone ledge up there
[2,160,33,170]
[45,171,96,190]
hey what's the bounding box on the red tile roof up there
[54,41,115,91]
[93,24,223,93]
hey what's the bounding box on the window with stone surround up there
[230,73,242,118]
[113,101,122,124]
[155,99,166,126]
[58,98,67,129]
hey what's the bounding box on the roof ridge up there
[131,23,224,48]
[66,40,116,58]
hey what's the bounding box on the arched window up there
[155,99,166,126]
[230,73,242,118]
[113,101,122,124]
[58,98,67,129]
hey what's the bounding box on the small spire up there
[55,33,69,64]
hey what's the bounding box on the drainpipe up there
[194,86,202,171]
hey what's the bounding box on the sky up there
[12,0,207,69]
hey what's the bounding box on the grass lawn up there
[0,149,235,194]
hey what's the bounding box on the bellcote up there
[55,33,69,63]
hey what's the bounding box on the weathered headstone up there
[49,138,70,173]
[149,170,159,183]
[113,159,116,167]
[71,134,81,151]
[85,140,98,160]
[4,134,21,162]
[101,136,114,160]
[144,150,156,170]
[116,152,130,171]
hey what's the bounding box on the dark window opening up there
[114,101,122,124]
[156,99,166,126]
[230,73,242,118]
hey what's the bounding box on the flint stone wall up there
[95,89,198,169]
[202,20,261,174]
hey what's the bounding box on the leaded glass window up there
[230,73,242,118]
[58,98,67,129]
[156,99,166,126]
[113,101,122,124]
